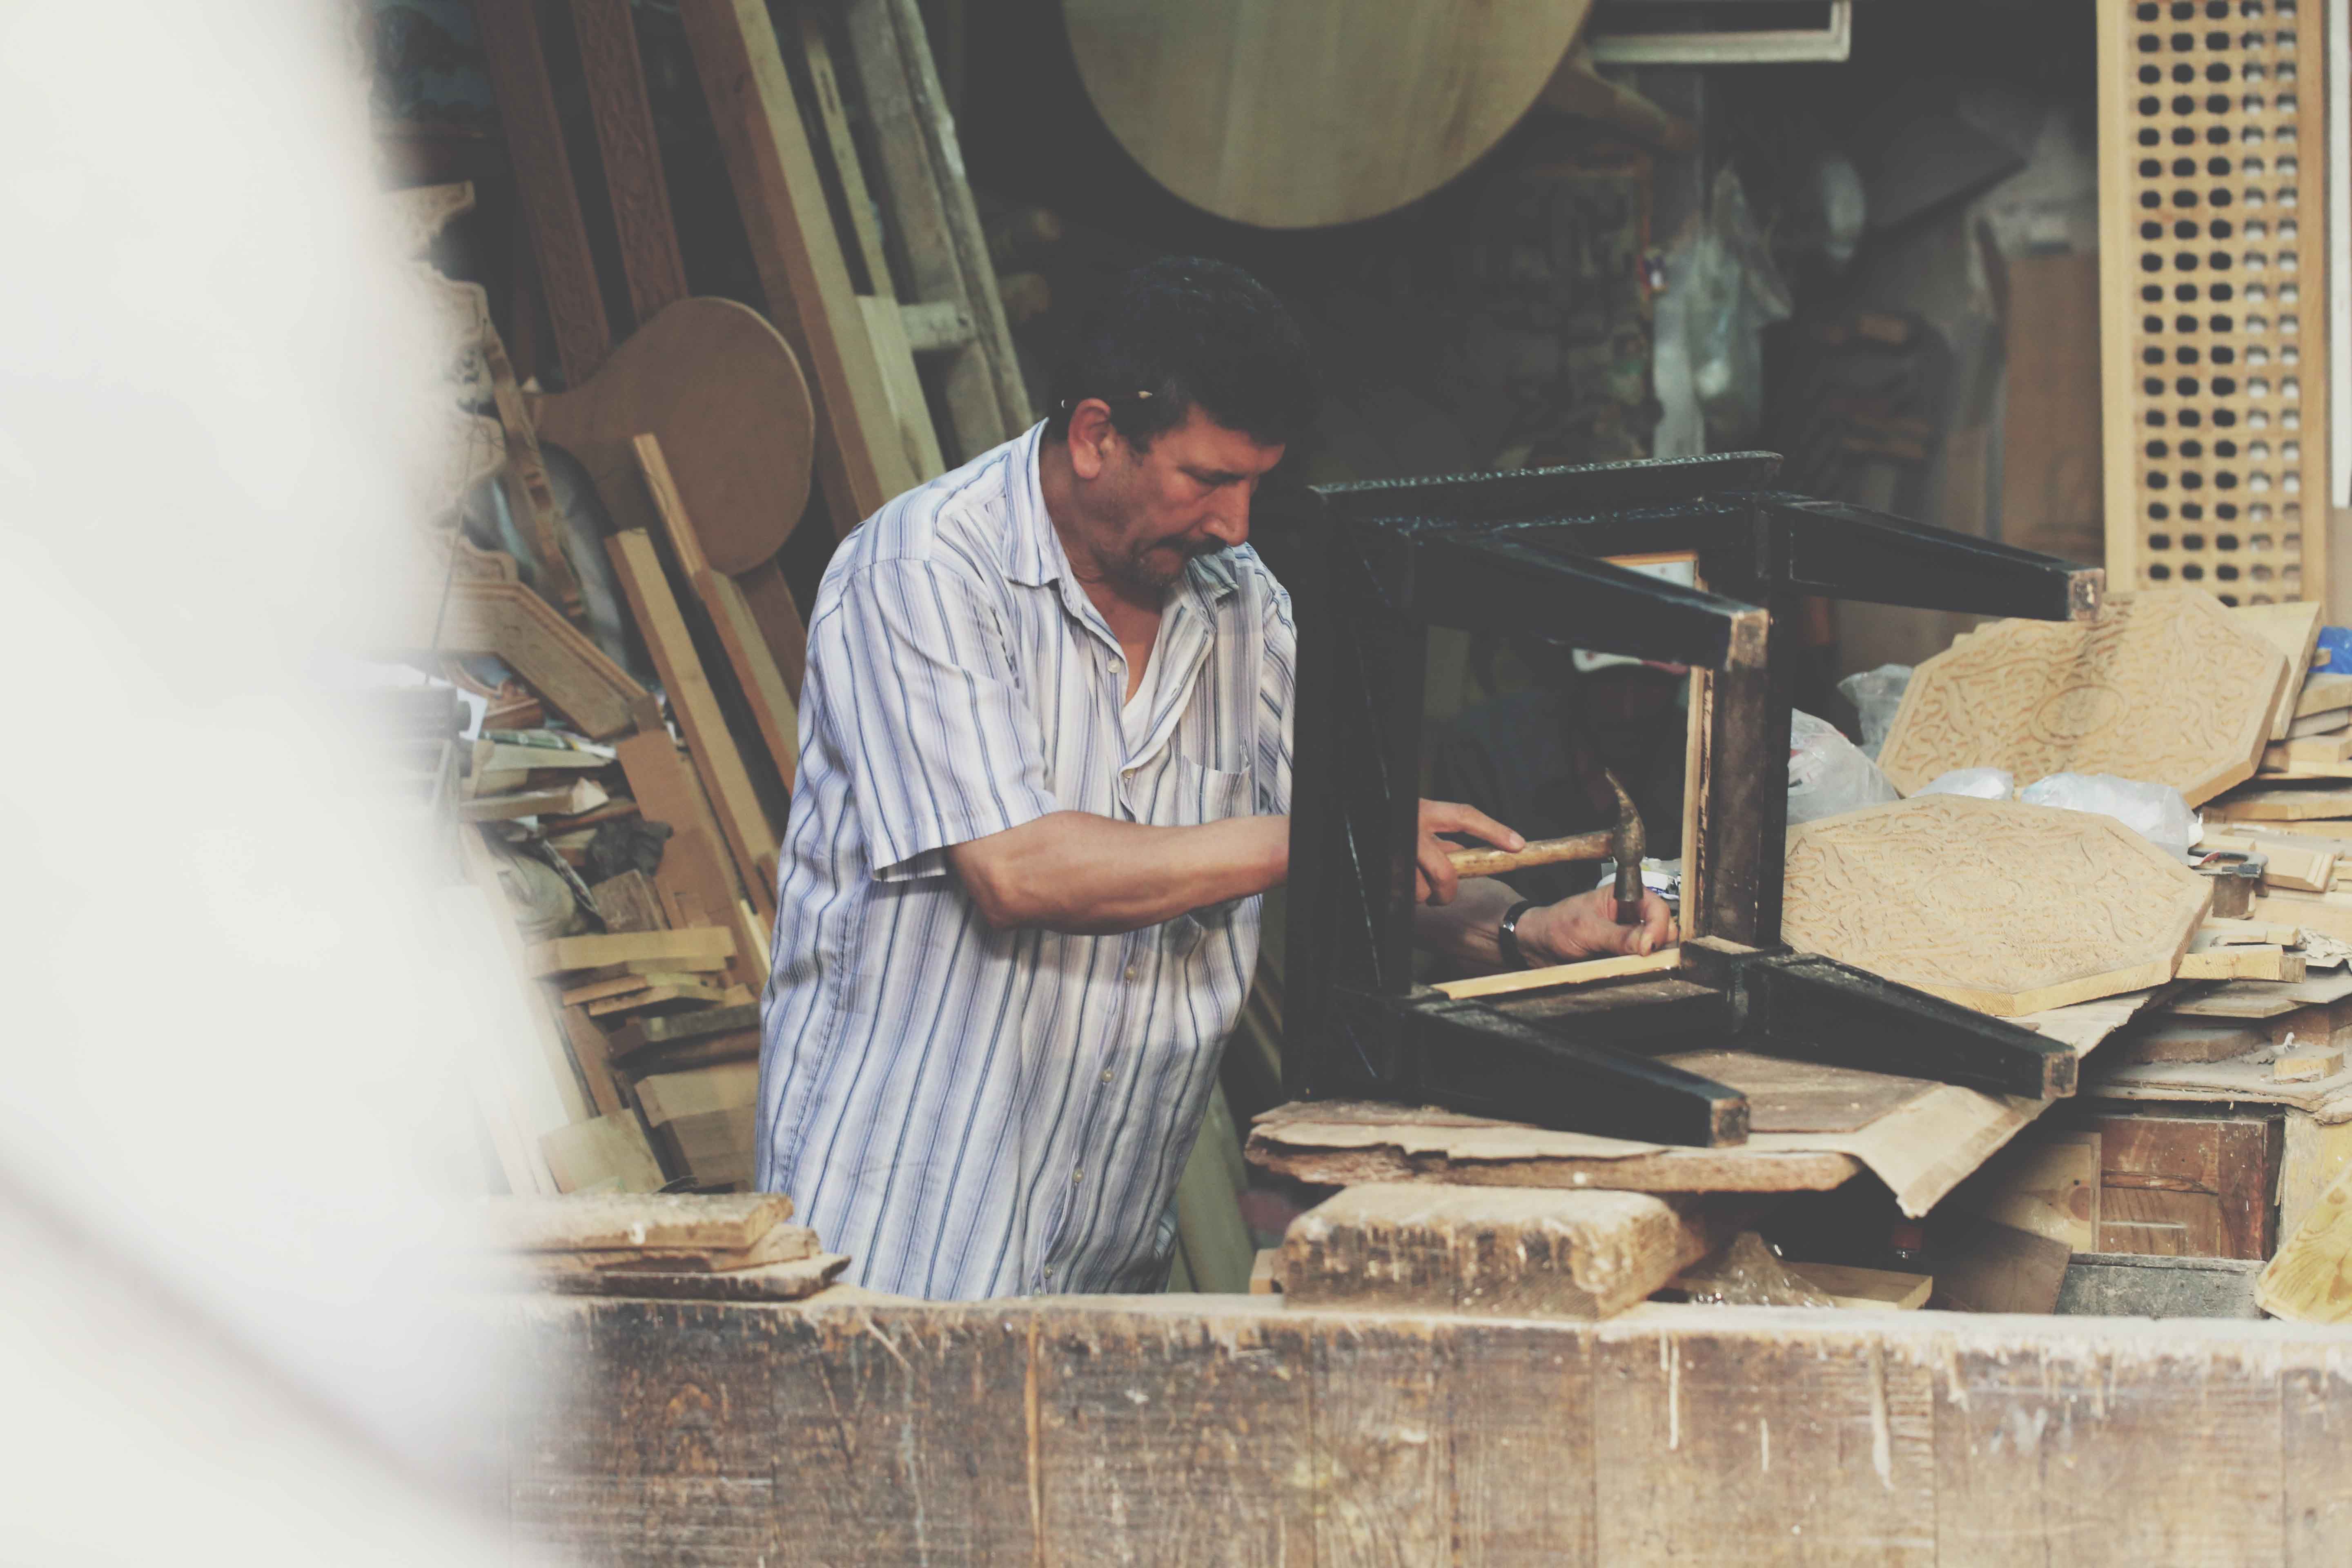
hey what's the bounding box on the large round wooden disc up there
[531,297,815,575]
[1065,0,1595,229]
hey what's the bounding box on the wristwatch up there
[1496,899,1539,970]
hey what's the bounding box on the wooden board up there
[2235,600,2325,739]
[567,0,690,325]
[1878,590,2287,804]
[678,0,919,534]
[1948,1128,2100,1252]
[1998,250,2107,568]
[1063,0,1595,229]
[635,434,801,792]
[2259,1157,2352,1322]
[538,1114,666,1194]
[1653,1051,1936,1135]
[1787,1261,1932,1311]
[526,927,736,977]
[2211,781,2352,819]
[606,530,781,914]
[428,579,653,739]
[1276,1183,1711,1320]
[1934,1214,2072,1314]
[2298,671,2352,717]
[532,1251,849,1301]
[485,1191,793,1253]
[1781,797,2212,1016]
[2177,940,2304,981]
[2098,2,2333,604]
[531,296,815,576]
[1432,946,1681,1001]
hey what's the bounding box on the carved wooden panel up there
[2097,0,2332,602]
[1783,797,2212,1016]
[1878,588,2286,804]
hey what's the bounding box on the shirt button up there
[1124,964,1138,981]
[1101,1069,1114,1084]
[1043,1265,1055,1279]
[1072,1169,1085,1184]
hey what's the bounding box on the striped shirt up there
[757,425,1295,1300]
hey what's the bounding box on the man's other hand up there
[1523,887,1678,961]
[1414,799,1523,906]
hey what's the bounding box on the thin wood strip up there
[606,529,782,916]
[474,0,613,384]
[798,7,895,297]
[679,0,918,535]
[568,0,691,323]
[1433,947,1683,1001]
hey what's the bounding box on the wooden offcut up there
[2234,601,2325,742]
[488,1192,793,1253]
[526,927,736,977]
[1432,947,1682,1001]
[2258,1159,2352,1323]
[1277,1183,1708,1319]
[430,577,654,739]
[1064,0,1595,228]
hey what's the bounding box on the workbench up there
[501,1286,2352,1564]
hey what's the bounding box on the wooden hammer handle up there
[1447,829,1615,879]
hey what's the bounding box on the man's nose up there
[1200,486,1250,548]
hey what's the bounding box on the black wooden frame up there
[1261,452,2104,1147]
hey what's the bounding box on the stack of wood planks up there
[484,1192,847,1300]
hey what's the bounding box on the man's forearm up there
[949,811,1290,934]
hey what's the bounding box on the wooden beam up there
[472,0,613,383]
[568,0,690,323]
[1278,1183,1713,1319]
[605,529,782,913]
[678,0,918,534]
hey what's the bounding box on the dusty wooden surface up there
[501,1289,2352,1566]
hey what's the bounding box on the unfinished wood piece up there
[531,297,815,578]
[1784,1261,1931,1311]
[1276,1183,1708,1319]
[1878,590,2286,805]
[532,1252,848,1301]
[588,869,666,933]
[607,1002,762,1062]
[606,530,781,914]
[2278,1042,2346,1081]
[2111,1015,2272,1065]
[637,1060,760,1190]
[567,0,689,325]
[459,777,607,822]
[586,980,731,1017]
[794,8,893,294]
[2235,600,2325,741]
[857,293,946,482]
[527,927,736,977]
[1948,1129,2100,1252]
[2203,826,2339,890]
[473,0,612,384]
[1934,1215,2071,1314]
[2268,733,2352,769]
[1064,0,1595,229]
[536,1225,816,1273]
[557,1005,631,1120]
[634,434,800,791]
[2211,782,2352,820]
[2298,672,2352,718]
[429,578,653,739]
[2097,3,2332,601]
[2178,940,2306,982]
[2199,917,2304,945]
[2290,708,2352,738]
[2279,1113,2352,1243]
[487,1191,793,1254]
[1652,1051,1935,1136]
[678,0,919,535]
[841,0,1034,461]
[614,733,751,953]
[1431,946,1682,1001]
[1781,797,2212,1016]
[538,1114,666,1194]
[2258,1159,2352,1323]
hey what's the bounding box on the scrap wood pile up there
[374,0,1029,1204]
[482,1192,848,1301]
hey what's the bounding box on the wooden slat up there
[635,434,802,790]
[678,0,918,534]
[1434,946,1682,1001]
[568,0,690,323]
[606,529,782,915]
[797,7,895,296]
[473,0,612,384]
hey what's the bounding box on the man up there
[760,258,1673,1300]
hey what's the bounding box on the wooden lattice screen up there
[2098,0,2332,605]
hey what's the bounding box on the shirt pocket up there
[1169,756,1252,827]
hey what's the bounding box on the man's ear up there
[1065,398,1118,481]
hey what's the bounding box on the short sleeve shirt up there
[757,425,1295,1299]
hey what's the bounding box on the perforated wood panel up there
[2098,0,2332,606]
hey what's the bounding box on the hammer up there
[1446,771,1648,925]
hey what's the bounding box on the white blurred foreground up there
[0,5,517,1559]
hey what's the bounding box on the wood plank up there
[1433,946,1682,1001]
[1948,1128,2100,1251]
[1653,1050,1934,1135]
[472,0,612,383]
[1934,1214,2071,1314]
[568,0,689,324]
[1311,1314,1444,1566]
[1436,1321,1597,1564]
[557,1004,632,1119]
[634,434,801,791]
[2297,672,2352,718]
[584,980,731,1016]
[607,1001,763,1060]
[2264,1158,2352,1323]
[538,1113,665,1193]
[678,0,918,535]
[2087,1109,2280,1260]
[2279,1113,2352,1243]
[534,1252,848,1300]
[605,529,780,914]
[2179,942,2306,982]
[795,7,893,295]
[2236,600,2327,742]
[857,291,947,482]
[2277,1043,2347,1083]
[526,926,736,977]
[430,579,654,739]
[486,1192,793,1253]
[1277,1184,1710,1319]
[587,869,666,933]
[1784,1261,1931,1311]
[732,557,811,696]
[614,733,751,973]
[458,777,607,822]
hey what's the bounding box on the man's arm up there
[949,812,1289,934]
[1415,878,1677,967]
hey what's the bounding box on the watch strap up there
[1497,899,1539,971]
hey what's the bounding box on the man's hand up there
[1520,886,1679,961]
[1414,799,1523,906]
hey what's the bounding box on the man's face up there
[1080,404,1285,597]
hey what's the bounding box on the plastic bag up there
[1835,663,1913,760]
[1674,1232,1835,1307]
[1677,168,1795,449]
[1915,767,2015,800]
[2017,772,2201,855]
[1787,710,1900,825]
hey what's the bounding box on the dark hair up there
[1045,257,1319,451]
